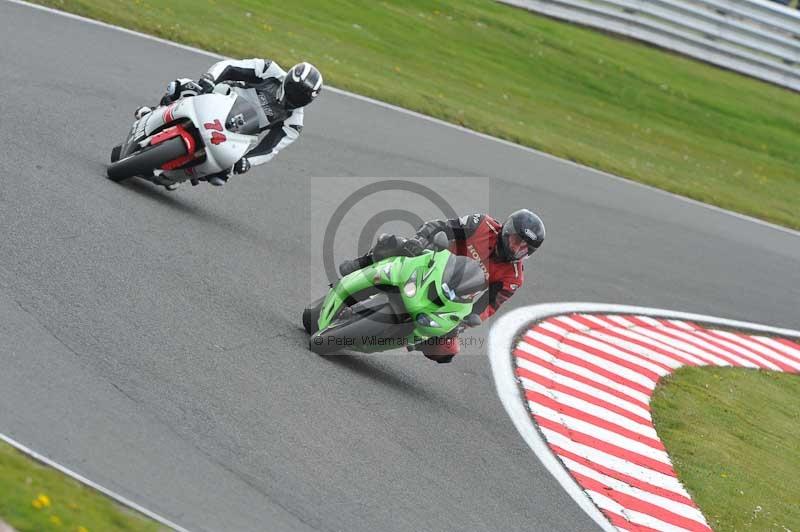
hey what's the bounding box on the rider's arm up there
[415,213,484,243]
[478,265,523,321]
[246,109,304,167]
[206,58,286,84]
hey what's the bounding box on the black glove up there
[233,158,251,175]
[401,236,429,256]
[196,73,216,94]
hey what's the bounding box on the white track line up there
[4,0,800,239]
[0,432,190,532]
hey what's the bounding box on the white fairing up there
[133,93,259,184]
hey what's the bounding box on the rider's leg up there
[338,234,407,277]
[338,254,374,277]
[134,79,199,118]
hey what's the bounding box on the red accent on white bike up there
[150,125,197,171]
[210,131,227,145]
[203,119,223,131]
[163,104,175,123]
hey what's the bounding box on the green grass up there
[651,366,800,531]
[0,440,164,532]
[34,0,800,229]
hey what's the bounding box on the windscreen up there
[225,95,261,135]
[440,255,487,303]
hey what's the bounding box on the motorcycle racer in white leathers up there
[135,58,322,188]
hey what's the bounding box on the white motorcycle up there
[107,87,262,186]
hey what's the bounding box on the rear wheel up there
[302,296,325,335]
[106,137,187,182]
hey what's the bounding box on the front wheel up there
[106,137,187,182]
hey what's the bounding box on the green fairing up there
[316,249,479,352]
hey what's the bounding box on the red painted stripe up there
[751,336,800,366]
[513,348,650,411]
[535,416,676,476]
[522,334,654,396]
[552,316,676,373]
[706,330,797,373]
[526,389,665,451]
[573,314,702,367]
[623,316,748,368]
[536,326,662,383]
[646,318,780,370]
[550,444,697,506]
[773,337,800,360]
[662,320,795,372]
[602,508,662,532]
[516,365,653,427]
[163,104,174,123]
[566,314,688,369]
[572,471,712,531]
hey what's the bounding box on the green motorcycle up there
[303,233,486,354]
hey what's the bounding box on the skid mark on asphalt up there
[510,311,800,532]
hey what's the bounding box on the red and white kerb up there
[513,313,800,532]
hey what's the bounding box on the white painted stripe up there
[578,314,709,366]
[7,0,800,241]
[540,427,689,495]
[691,328,800,371]
[0,433,190,532]
[644,319,781,370]
[585,328,689,368]
[529,403,673,464]
[527,331,658,389]
[586,490,694,532]
[751,335,800,366]
[520,377,659,438]
[608,316,736,367]
[636,315,782,370]
[516,343,652,405]
[545,318,672,375]
[713,330,800,370]
[561,457,708,525]
[666,319,696,331]
[516,356,653,420]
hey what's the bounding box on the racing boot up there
[338,254,373,277]
[205,171,229,187]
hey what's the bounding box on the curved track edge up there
[487,302,800,532]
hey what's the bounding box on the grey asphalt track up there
[0,2,798,531]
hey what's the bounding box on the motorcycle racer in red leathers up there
[339,209,546,363]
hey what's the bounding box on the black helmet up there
[278,62,323,109]
[497,209,546,262]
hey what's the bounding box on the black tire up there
[309,295,414,355]
[106,137,187,183]
[302,296,326,335]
